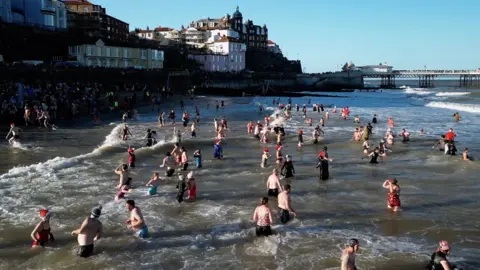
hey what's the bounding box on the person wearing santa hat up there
[261,148,271,168]
[128,146,136,168]
[186,171,197,200]
[276,144,284,165]
[213,140,223,159]
[31,209,55,247]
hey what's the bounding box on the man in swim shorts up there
[6,123,22,144]
[266,169,283,197]
[278,184,296,224]
[71,206,103,258]
[126,200,148,238]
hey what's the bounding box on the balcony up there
[41,5,56,15]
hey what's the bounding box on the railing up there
[394,70,480,74]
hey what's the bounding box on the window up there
[212,64,215,71]
[123,48,128,58]
[97,58,101,67]
[105,47,110,57]
[106,59,110,67]
[239,55,242,63]
[87,59,92,66]
[124,60,128,67]
[86,46,92,56]
[97,47,102,56]
[83,7,89,12]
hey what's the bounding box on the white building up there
[0,0,12,23]
[185,27,206,47]
[206,29,239,42]
[267,40,282,55]
[68,39,164,69]
[189,36,246,72]
[354,64,393,74]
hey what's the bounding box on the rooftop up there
[63,0,93,5]
[267,40,275,45]
[214,36,242,43]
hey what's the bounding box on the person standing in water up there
[193,150,202,168]
[425,241,456,270]
[341,238,359,270]
[367,147,384,164]
[261,148,271,168]
[125,200,148,238]
[214,140,223,159]
[191,120,198,137]
[276,144,284,165]
[253,197,273,237]
[115,177,132,201]
[144,129,154,146]
[266,169,283,197]
[433,135,446,152]
[400,129,410,142]
[145,173,161,196]
[372,114,377,124]
[281,155,295,178]
[316,154,329,180]
[71,206,103,258]
[382,178,401,212]
[114,164,129,188]
[454,112,461,122]
[160,152,175,177]
[298,130,304,148]
[186,171,197,200]
[6,123,22,144]
[31,209,55,247]
[278,184,296,224]
[158,112,165,127]
[180,147,189,171]
[176,174,188,203]
[122,112,128,123]
[121,123,132,141]
[128,147,135,168]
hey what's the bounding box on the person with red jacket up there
[444,128,456,143]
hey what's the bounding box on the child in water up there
[116,177,133,201]
[261,148,271,168]
[193,150,202,168]
[145,173,161,196]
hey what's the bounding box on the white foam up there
[435,92,471,97]
[425,101,480,113]
[404,87,432,95]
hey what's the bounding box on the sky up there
[96,0,480,73]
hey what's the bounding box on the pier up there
[363,70,480,88]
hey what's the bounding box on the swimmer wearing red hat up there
[276,144,284,165]
[31,209,55,247]
[128,146,136,168]
[261,147,271,168]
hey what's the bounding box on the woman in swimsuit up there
[186,171,197,200]
[382,179,401,211]
[252,197,273,237]
[31,209,55,247]
[121,124,132,141]
[116,177,132,201]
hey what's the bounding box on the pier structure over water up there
[363,70,480,88]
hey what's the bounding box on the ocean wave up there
[435,92,471,97]
[404,87,433,95]
[425,101,480,113]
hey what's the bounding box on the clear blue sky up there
[96,0,480,73]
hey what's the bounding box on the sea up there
[0,80,479,270]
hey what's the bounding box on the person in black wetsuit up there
[281,155,295,178]
[316,154,329,180]
[176,174,187,203]
[425,240,456,270]
[372,114,377,124]
[145,129,153,147]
